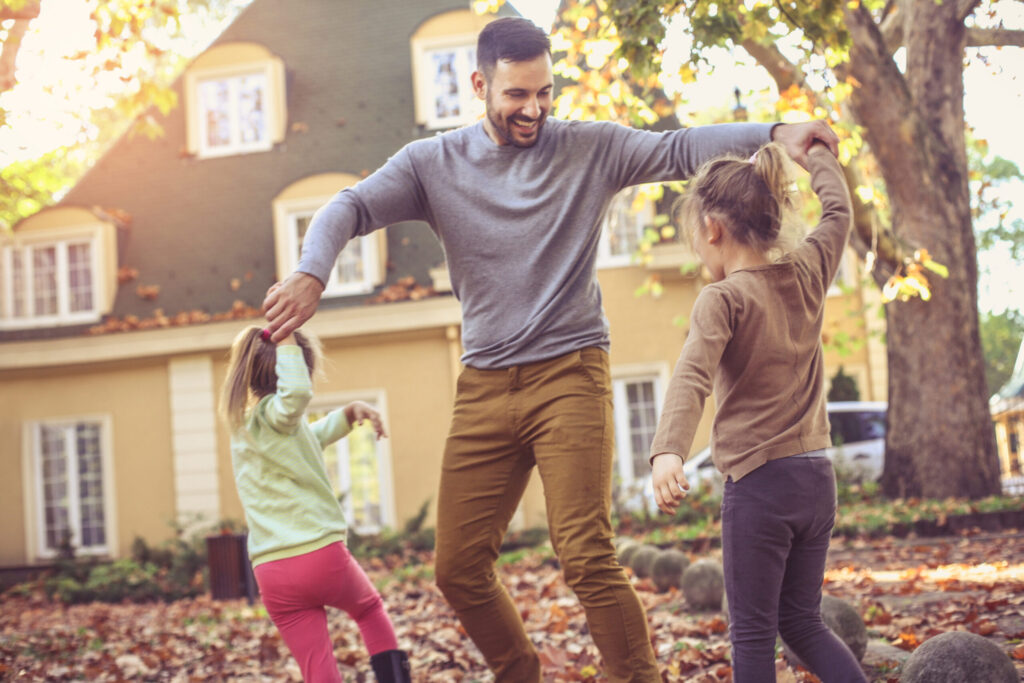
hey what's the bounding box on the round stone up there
[629,544,660,579]
[900,631,1017,683]
[615,538,638,564]
[681,558,724,610]
[618,542,642,567]
[782,595,868,665]
[651,549,690,592]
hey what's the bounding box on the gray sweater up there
[298,118,773,369]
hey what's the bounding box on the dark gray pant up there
[721,455,867,683]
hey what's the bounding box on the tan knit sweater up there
[650,147,852,483]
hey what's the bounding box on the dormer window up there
[289,209,382,296]
[1,209,117,330]
[272,174,387,298]
[411,10,494,131]
[197,71,270,156]
[417,40,479,130]
[184,42,286,159]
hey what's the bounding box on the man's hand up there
[771,119,839,169]
[651,452,690,515]
[263,272,325,343]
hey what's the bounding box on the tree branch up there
[0,1,40,21]
[739,36,900,281]
[967,27,1024,48]
[958,0,982,23]
[739,39,808,91]
[879,5,903,53]
[0,18,30,93]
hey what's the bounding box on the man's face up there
[473,54,553,147]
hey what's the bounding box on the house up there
[991,339,1024,492]
[0,0,887,571]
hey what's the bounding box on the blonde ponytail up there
[219,325,322,432]
[673,141,798,257]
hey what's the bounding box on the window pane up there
[294,213,314,260]
[67,242,94,313]
[294,210,369,290]
[431,50,461,119]
[40,425,70,551]
[346,422,382,530]
[199,79,232,148]
[11,248,26,317]
[238,74,267,144]
[76,423,106,548]
[313,406,384,533]
[423,45,478,127]
[335,237,366,283]
[604,189,645,258]
[624,380,658,478]
[32,246,58,316]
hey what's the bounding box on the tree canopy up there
[0,0,250,230]
[539,0,1023,498]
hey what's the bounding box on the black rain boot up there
[369,649,411,683]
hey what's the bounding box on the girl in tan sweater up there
[650,140,867,683]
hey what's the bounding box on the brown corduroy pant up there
[434,347,660,683]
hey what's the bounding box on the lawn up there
[2,527,1023,681]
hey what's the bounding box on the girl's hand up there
[651,453,690,515]
[344,401,388,439]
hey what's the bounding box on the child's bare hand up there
[652,453,690,515]
[344,401,388,439]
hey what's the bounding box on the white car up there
[680,401,888,493]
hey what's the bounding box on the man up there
[264,17,838,683]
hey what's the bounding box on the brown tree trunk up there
[844,1,1000,498]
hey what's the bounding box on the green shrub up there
[45,559,165,604]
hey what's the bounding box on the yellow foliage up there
[472,0,504,15]
[582,38,619,70]
[776,84,814,116]
[854,185,876,204]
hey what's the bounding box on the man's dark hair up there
[477,17,551,81]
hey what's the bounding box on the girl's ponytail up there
[751,142,799,255]
[219,325,323,432]
[220,326,277,431]
[673,141,797,256]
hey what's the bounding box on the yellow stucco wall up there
[600,264,714,456]
[1,258,884,565]
[0,359,175,566]
[821,288,881,401]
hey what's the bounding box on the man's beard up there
[486,102,547,148]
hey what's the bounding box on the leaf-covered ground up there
[2,529,1022,682]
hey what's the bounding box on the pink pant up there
[254,541,397,682]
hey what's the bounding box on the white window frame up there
[597,187,656,269]
[411,33,482,130]
[275,195,385,298]
[1,225,105,330]
[22,415,117,561]
[610,364,669,510]
[309,390,395,535]
[188,63,277,159]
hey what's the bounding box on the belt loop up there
[508,365,520,391]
